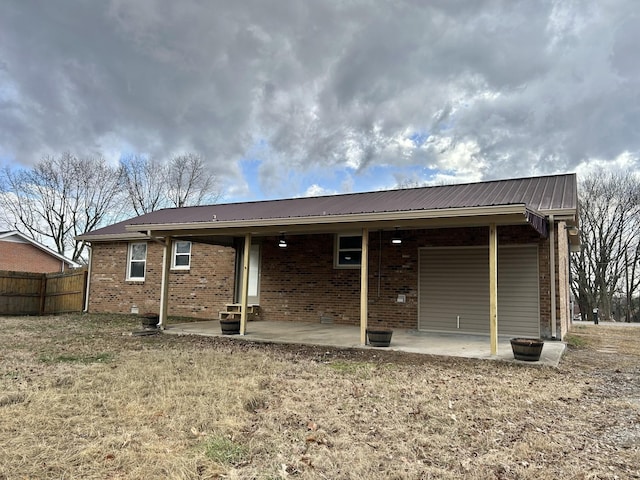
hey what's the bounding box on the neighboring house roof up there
[0,231,80,267]
[79,173,578,241]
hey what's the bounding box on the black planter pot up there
[367,329,393,347]
[220,319,241,335]
[510,338,544,361]
[140,313,159,329]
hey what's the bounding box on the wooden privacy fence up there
[0,268,88,315]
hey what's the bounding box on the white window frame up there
[172,241,192,270]
[127,242,147,281]
[334,233,362,269]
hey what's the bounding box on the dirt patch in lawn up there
[0,314,638,479]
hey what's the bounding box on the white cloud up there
[303,184,337,198]
[575,151,640,178]
[0,0,638,199]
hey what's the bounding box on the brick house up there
[0,231,78,273]
[79,173,579,350]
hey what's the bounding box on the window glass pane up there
[339,251,362,265]
[131,243,146,261]
[339,236,362,250]
[176,241,191,254]
[175,255,190,267]
[130,261,145,278]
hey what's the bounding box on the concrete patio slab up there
[163,320,566,367]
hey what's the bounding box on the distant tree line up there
[572,170,640,323]
[0,152,220,263]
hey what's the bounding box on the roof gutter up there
[76,232,149,242]
[123,204,542,234]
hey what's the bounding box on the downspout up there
[83,244,92,312]
[549,215,557,339]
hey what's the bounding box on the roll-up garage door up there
[418,246,540,337]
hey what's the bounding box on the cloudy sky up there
[1,0,638,202]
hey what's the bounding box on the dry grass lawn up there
[0,314,638,479]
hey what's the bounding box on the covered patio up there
[80,174,579,356]
[162,319,566,367]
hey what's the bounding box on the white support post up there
[489,224,498,355]
[360,228,369,345]
[158,236,172,329]
[240,233,252,336]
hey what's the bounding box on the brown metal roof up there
[80,173,577,239]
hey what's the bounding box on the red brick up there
[88,242,235,318]
[88,222,570,338]
[0,241,68,273]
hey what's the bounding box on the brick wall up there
[88,241,235,318]
[0,241,66,273]
[536,222,571,340]
[258,225,551,332]
[538,234,552,338]
[259,233,362,325]
[89,223,564,338]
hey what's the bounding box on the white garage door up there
[418,246,540,337]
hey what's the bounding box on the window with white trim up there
[172,241,191,269]
[335,234,362,268]
[127,242,147,280]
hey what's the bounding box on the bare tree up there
[396,178,424,189]
[119,155,166,215]
[571,170,640,322]
[120,153,220,213]
[166,153,219,208]
[627,242,640,321]
[0,153,123,262]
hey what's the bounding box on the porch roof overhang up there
[122,203,552,241]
